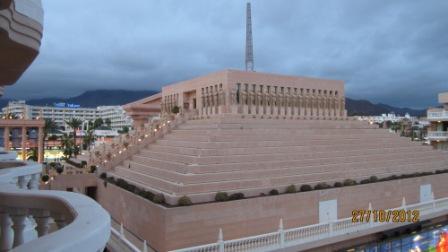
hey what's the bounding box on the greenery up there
[228,192,245,200]
[27,148,38,161]
[65,118,83,158]
[56,166,64,174]
[41,174,50,182]
[215,192,229,202]
[44,118,58,147]
[171,106,180,114]
[153,194,165,204]
[178,196,193,206]
[269,189,279,195]
[314,182,331,190]
[300,184,312,192]
[285,184,297,193]
[105,118,112,127]
[334,182,343,187]
[343,179,357,186]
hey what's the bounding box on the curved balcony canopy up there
[0,0,43,92]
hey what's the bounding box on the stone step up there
[146,142,429,156]
[139,147,439,166]
[156,137,411,149]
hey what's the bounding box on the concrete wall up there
[96,174,448,252]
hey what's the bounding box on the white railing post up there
[143,240,148,252]
[218,228,224,252]
[0,211,13,251]
[120,222,125,238]
[328,221,333,236]
[279,218,285,248]
[10,208,28,248]
[432,192,436,208]
[402,197,407,211]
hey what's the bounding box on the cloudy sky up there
[6,0,448,108]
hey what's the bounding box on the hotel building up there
[427,92,448,150]
[2,100,133,130]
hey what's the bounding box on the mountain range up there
[0,90,426,116]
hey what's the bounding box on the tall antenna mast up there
[245,2,254,72]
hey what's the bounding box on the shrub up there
[314,182,331,190]
[171,106,180,114]
[343,179,357,186]
[56,166,64,174]
[369,176,378,182]
[100,172,107,179]
[140,191,155,201]
[215,192,229,201]
[269,189,279,195]
[106,176,115,184]
[41,175,50,182]
[153,194,165,204]
[300,184,312,192]
[229,193,245,200]
[259,193,266,197]
[360,178,371,184]
[81,161,87,167]
[90,165,97,173]
[178,196,193,206]
[116,178,127,188]
[285,184,297,194]
[334,182,343,187]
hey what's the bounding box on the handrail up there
[427,110,448,120]
[427,131,448,138]
[170,196,448,252]
[89,113,186,173]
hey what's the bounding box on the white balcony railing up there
[171,197,448,252]
[0,159,111,252]
[427,110,448,121]
[427,131,448,140]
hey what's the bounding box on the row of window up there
[236,83,339,97]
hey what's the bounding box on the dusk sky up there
[5,0,448,109]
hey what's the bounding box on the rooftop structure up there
[427,92,448,150]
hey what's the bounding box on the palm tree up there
[83,129,95,150]
[44,118,57,147]
[65,118,82,157]
[61,134,73,159]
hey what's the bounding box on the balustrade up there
[171,196,448,252]
[0,160,110,251]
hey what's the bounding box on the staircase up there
[107,115,448,205]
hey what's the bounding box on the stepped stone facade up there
[109,70,448,205]
[102,70,448,251]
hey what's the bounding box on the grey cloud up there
[4,0,448,109]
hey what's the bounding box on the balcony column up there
[33,210,51,237]
[0,211,13,252]
[3,127,10,151]
[17,175,31,189]
[28,173,40,190]
[37,126,44,163]
[21,127,27,160]
[10,209,28,248]
[53,213,67,229]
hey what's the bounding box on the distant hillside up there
[0,90,426,116]
[346,98,425,117]
[0,90,158,108]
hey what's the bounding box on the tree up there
[27,148,38,161]
[61,134,74,159]
[83,130,95,150]
[44,118,57,148]
[93,118,104,129]
[105,118,111,127]
[119,126,129,134]
[65,118,82,157]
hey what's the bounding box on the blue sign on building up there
[53,102,81,108]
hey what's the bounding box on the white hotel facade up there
[1,100,133,130]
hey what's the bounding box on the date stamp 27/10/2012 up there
[352,209,420,223]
